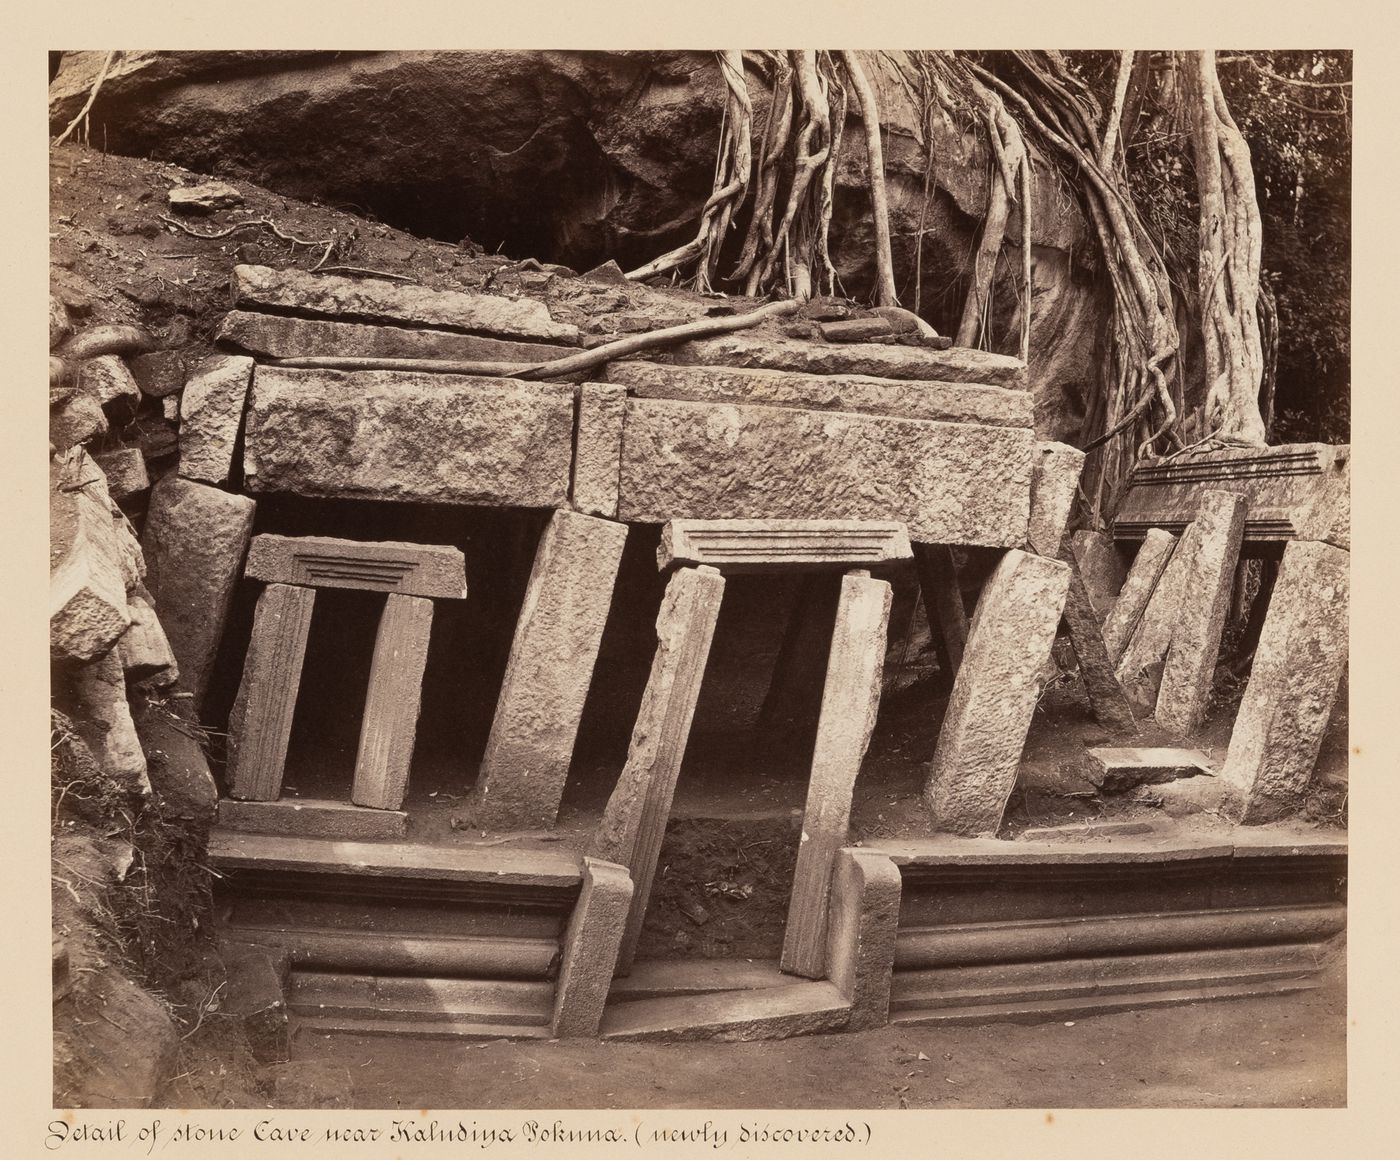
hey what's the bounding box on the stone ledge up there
[658,518,913,572]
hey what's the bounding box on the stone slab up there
[468,511,629,830]
[869,829,1343,866]
[1156,491,1248,734]
[177,355,254,485]
[1114,442,1350,550]
[226,583,317,801]
[571,382,625,518]
[246,534,467,599]
[64,647,151,795]
[217,797,409,840]
[231,264,579,344]
[50,456,132,662]
[79,354,142,408]
[617,397,1033,548]
[1115,523,1201,685]
[217,310,578,364]
[1026,441,1086,556]
[1070,530,1127,622]
[117,588,179,685]
[924,550,1071,835]
[141,476,256,710]
[665,331,1026,387]
[608,959,796,1001]
[826,849,902,1031]
[604,360,1034,428]
[600,981,849,1042]
[589,566,726,973]
[659,519,913,573]
[551,858,634,1038]
[1221,539,1350,824]
[1101,528,1177,666]
[1085,747,1214,793]
[93,447,150,501]
[782,572,892,978]
[243,367,575,507]
[1058,547,1137,735]
[353,594,434,811]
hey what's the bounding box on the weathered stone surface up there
[65,648,151,795]
[571,382,625,518]
[826,849,902,1031]
[93,447,150,501]
[216,310,574,364]
[118,588,180,685]
[246,534,467,599]
[178,354,254,485]
[222,945,289,1063]
[600,981,848,1042]
[79,354,142,409]
[50,457,132,662]
[1156,491,1248,734]
[1113,442,1350,550]
[353,594,433,811]
[618,397,1033,548]
[168,179,244,213]
[227,583,317,802]
[589,566,726,972]
[1221,540,1350,824]
[1026,441,1085,556]
[1058,547,1136,735]
[658,519,912,574]
[50,392,107,450]
[667,332,1026,387]
[469,511,628,829]
[783,572,892,978]
[1115,524,1200,685]
[1085,747,1213,793]
[924,550,1070,835]
[551,858,634,1038]
[141,476,256,709]
[52,966,178,1108]
[243,367,575,507]
[913,542,968,679]
[1070,529,1126,622]
[232,264,580,343]
[1101,528,1177,665]
[132,700,218,824]
[218,797,408,840]
[605,360,1034,428]
[127,349,187,398]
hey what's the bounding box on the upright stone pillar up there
[352,594,434,810]
[468,509,629,830]
[588,565,726,974]
[1221,540,1349,823]
[781,570,892,979]
[1155,491,1248,734]
[924,549,1070,835]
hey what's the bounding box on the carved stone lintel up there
[245,534,467,599]
[658,519,913,573]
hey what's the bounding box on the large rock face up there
[50,50,1105,440]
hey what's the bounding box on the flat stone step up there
[1084,747,1214,794]
[294,1015,554,1041]
[287,970,554,1026]
[208,829,584,888]
[222,894,566,942]
[218,797,408,841]
[608,959,793,1002]
[600,981,849,1042]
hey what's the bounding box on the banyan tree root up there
[839,52,898,307]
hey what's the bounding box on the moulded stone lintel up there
[658,519,913,573]
[245,534,467,599]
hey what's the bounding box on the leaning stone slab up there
[571,382,626,518]
[217,310,575,365]
[1101,528,1177,665]
[246,534,467,599]
[589,566,726,973]
[226,583,317,802]
[600,981,849,1042]
[243,367,575,508]
[141,476,256,711]
[605,360,1034,428]
[665,332,1026,387]
[79,354,142,409]
[218,797,408,841]
[231,264,580,344]
[1070,530,1126,622]
[468,510,629,830]
[1156,491,1248,734]
[924,550,1071,835]
[352,594,434,811]
[1221,540,1349,824]
[659,519,913,573]
[551,858,634,1038]
[50,457,131,662]
[1085,747,1213,793]
[177,355,254,485]
[93,447,150,501]
[1026,441,1086,556]
[1115,524,1200,684]
[782,571,892,979]
[618,397,1033,548]
[1058,547,1136,735]
[826,849,903,1031]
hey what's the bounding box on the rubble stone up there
[50,392,108,451]
[93,447,150,501]
[50,456,132,662]
[79,354,142,409]
[178,354,254,485]
[127,349,187,398]
[117,587,180,685]
[65,647,151,795]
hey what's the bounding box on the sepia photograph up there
[43,40,1354,1125]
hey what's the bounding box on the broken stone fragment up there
[92,447,150,502]
[1084,746,1213,794]
[118,586,180,686]
[78,354,142,410]
[50,392,108,451]
[1070,530,1127,622]
[50,454,132,662]
[132,699,218,824]
[126,349,187,398]
[221,945,289,1063]
[177,354,254,485]
[60,647,152,795]
[167,180,244,213]
[52,965,177,1108]
[1026,441,1086,556]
